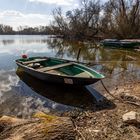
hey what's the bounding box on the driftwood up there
[120,93,140,107]
[0,112,76,140]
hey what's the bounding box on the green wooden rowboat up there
[16,56,105,86]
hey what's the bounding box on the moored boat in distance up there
[100,39,139,48]
[16,57,105,86]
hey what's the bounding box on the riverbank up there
[0,81,139,140]
[69,81,140,140]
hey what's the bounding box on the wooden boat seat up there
[75,72,93,78]
[38,62,74,72]
[47,70,67,76]
[21,59,47,65]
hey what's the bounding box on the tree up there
[100,0,140,39]
[52,7,69,36]
[51,0,101,40]
[0,24,14,34]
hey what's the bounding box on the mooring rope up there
[100,79,140,107]
[98,67,140,107]
[100,80,123,101]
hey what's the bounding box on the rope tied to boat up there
[100,68,140,107]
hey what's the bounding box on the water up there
[0,35,140,118]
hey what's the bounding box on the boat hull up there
[16,62,100,86]
[100,39,139,48]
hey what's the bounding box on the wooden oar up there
[38,62,74,72]
[20,59,47,65]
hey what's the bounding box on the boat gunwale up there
[16,57,105,80]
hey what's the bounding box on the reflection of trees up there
[47,38,99,60]
[0,36,49,46]
[47,38,140,60]
[19,39,48,44]
[1,40,15,45]
[46,38,140,75]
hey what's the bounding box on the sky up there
[0,0,106,30]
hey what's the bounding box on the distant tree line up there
[0,24,52,35]
[0,0,140,40]
[0,24,15,34]
[17,26,52,35]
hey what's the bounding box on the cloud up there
[0,70,18,93]
[0,10,52,30]
[0,10,24,17]
[29,0,74,6]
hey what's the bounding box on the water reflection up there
[0,68,115,118]
[0,35,139,117]
[0,69,71,118]
[47,38,140,62]
[1,39,15,45]
[16,68,116,114]
[16,68,97,109]
[0,35,49,46]
[47,39,140,78]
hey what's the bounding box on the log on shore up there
[0,112,76,140]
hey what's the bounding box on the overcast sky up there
[0,0,106,30]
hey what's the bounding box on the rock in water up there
[122,111,140,124]
[0,112,76,140]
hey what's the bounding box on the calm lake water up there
[0,35,140,118]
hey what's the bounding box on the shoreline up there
[0,81,139,139]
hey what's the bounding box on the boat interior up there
[18,57,101,78]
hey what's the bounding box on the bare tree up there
[51,0,140,40]
[100,0,140,39]
[52,7,69,37]
[0,24,14,34]
[51,0,101,40]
